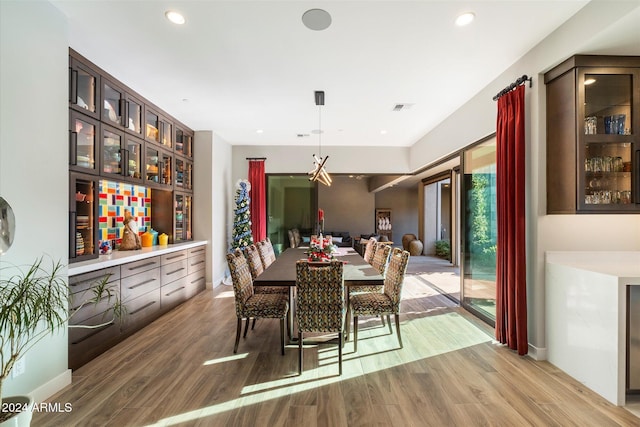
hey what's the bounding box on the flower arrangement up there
[306,234,337,262]
[318,208,324,234]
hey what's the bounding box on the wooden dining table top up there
[253,247,384,287]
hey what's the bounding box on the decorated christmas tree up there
[231,179,253,250]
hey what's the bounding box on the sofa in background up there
[323,231,352,248]
[288,229,353,248]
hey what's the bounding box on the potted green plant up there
[0,256,124,426]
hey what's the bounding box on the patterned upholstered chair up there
[244,243,287,295]
[256,238,277,268]
[226,249,289,355]
[370,242,391,276]
[350,248,410,352]
[295,260,345,376]
[363,237,378,264]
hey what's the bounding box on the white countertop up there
[69,240,207,276]
[546,251,640,280]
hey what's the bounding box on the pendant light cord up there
[318,104,322,159]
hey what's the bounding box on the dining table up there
[253,246,384,342]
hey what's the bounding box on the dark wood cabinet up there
[545,55,640,214]
[69,55,100,119]
[69,48,195,263]
[69,172,99,262]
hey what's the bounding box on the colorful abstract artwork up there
[98,180,151,243]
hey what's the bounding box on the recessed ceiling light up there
[256,129,264,134]
[455,12,475,26]
[584,78,596,85]
[380,130,388,135]
[165,10,185,25]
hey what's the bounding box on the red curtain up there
[495,85,528,355]
[248,160,266,242]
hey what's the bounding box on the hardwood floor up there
[34,274,639,426]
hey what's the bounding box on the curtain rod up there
[246,157,266,160]
[493,75,532,101]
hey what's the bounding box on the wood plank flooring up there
[33,273,639,426]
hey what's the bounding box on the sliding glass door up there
[266,175,316,255]
[461,136,497,324]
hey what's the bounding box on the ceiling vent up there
[392,103,414,111]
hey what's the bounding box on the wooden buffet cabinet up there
[68,242,206,370]
[545,55,640,214]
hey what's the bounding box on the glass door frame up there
[460,133,497,327]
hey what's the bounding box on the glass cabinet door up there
[174,193,192,242]
[175,158,192,190]
[101,126,124,177]
[70,173,98,262]
[125,136,143,182]
[160,151,173,186]
[145,146,159,184]
[69,58,100,119]
[160,119,172,148]
[175,127,193,158]
[69,111,99,174]
[102,80,123,127]
[125,94,143,136]
[579,69,638,211]
[145,110,160,144]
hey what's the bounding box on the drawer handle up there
[191,277,205,285]
[190,248,204,254]
[128,261,156,271]
[166,267,186,276]
[165,254,185,261]
[70,294,112,312]
[129,278,156,290]
[190,260,205,267]
[166,287,186,297]
[70,324,113,344]
[129,300,157,315]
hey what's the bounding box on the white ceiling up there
[51,0,593,148]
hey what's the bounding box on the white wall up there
[0,0,70,399]
[409,1,640,356]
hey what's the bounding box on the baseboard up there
[527,343,547,361]
[28,369,72,404]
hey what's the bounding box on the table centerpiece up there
[305,233,337,263]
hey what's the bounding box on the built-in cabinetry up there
[68,243,206,370]
[545,55,640,214]
[68,48,195,262]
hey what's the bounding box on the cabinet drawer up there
[188,245,206,257]
[121,256,160,278]
[70,266,120,294]
[69,310,120,345]
[121,268,160,301]
[161,258,189,286]
[161,275,189,310]
[188,253,206,275]
[123,288,161,330]
[70,288,120,324]
[161,250,187,265]
[69,321,120,370]
[186,270,206,298]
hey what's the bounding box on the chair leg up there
[354,316,359,353]
[345,304,351,341]
[243,318,250,338]
[234,318,242,353]
[387,315,392,334]
[380,315,385,327]
[395,313,403,348]
[252,317,257,330]
[338,332,343,376]
[280,318,285,356]
[298,331,303,375]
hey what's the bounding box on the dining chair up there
[370,242,391,276]
[256,238,277,268]
[295,260,345,376]
[363,237,378,264]
[226,249,289,355]
[244,244,288,295]
[350,247,410,352]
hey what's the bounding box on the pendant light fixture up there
[309,90,332,186]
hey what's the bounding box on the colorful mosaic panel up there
[98,180,151,243]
